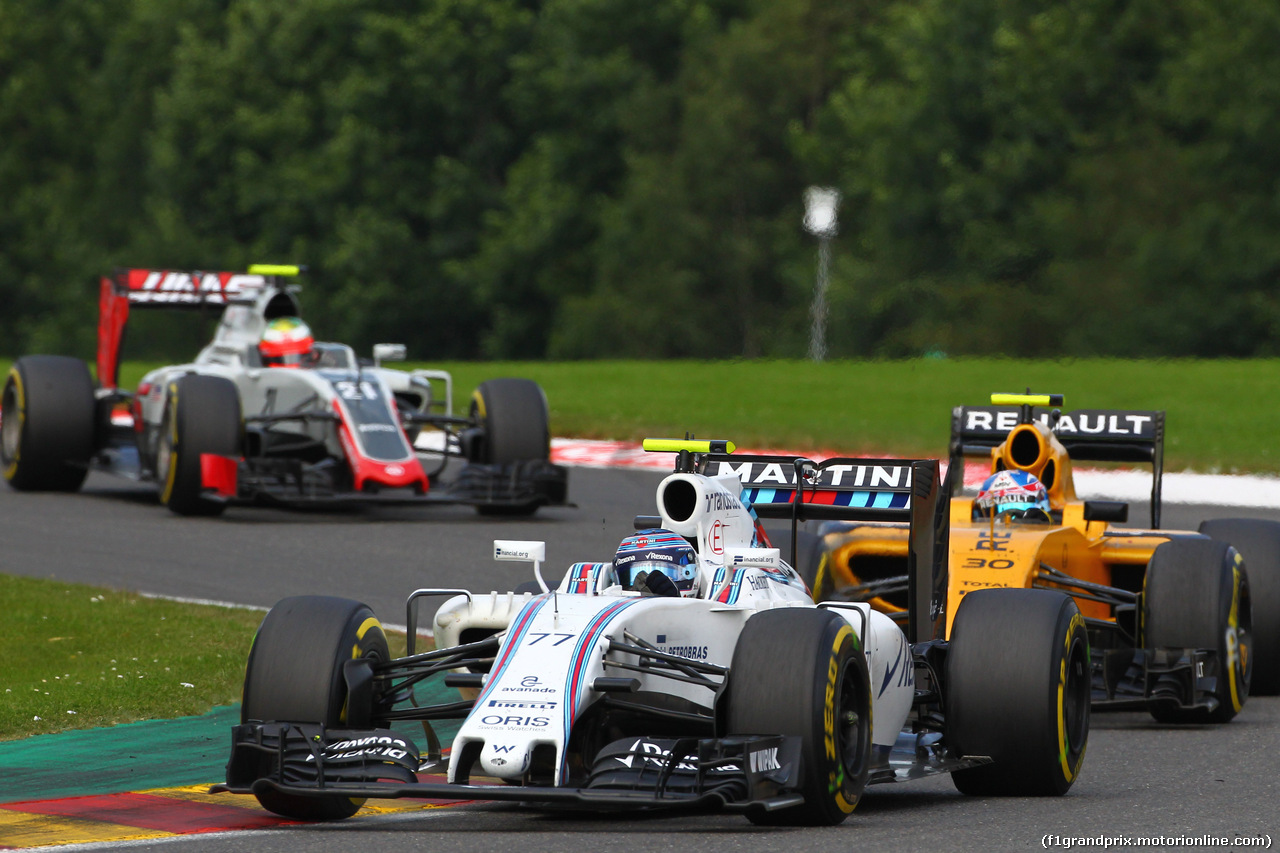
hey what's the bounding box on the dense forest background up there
[3,0,1279,360]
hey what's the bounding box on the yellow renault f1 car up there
[795,394,1278,724]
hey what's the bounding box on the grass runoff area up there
[431,358,1280,475]
[0,576,414,742]
[1,355,1277,472]
[1,356,1276,741]
[0,576,264,742]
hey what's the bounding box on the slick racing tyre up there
[947,589,1089,796]
[156,375,241,516]
[469,378,550,465]
[241,596,391,821]
[1142,538,1251,723]
[1198,519,1280,695]
[2,356,96,492]
[726,608,871,826]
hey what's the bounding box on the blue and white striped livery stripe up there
[469,596,550,709]
[559,599,643,778]
[741,488,911,510]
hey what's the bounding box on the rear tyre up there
[1198,519,1280,695]
[156,375,241,516]
[2,356,96,492]
[1142,538,1251,723]
[726,608,870,826]
[241,595,390,821]
[469,378,550,464]
[947,589,1089,796]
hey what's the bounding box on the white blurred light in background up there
[803,187,841,361]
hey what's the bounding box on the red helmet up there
[259,317,314,367]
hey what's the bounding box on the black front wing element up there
[1092,643,1224,712]
[229,458,569,510]
[220,723,804,815]
[445,460,569,509]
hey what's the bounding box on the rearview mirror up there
[372,343,406,365]
[1083,500,1128,523]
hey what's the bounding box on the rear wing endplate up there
[948,405,1165,526]
[699,454,950,643]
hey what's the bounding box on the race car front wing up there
[219,722,805,815]
[204,456,569,511]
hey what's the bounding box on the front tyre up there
[1198,519,1280,696]
[241,596,390,821]
[1143,537,1251,723]
[726,608,871,826]
[2,356,96,492]
[469,378,550,465]
[947,589,1090,796]
[156,375,241,516]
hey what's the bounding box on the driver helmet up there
[614,529,699,597]
[259,317,314,367]
[973,470,1051,522]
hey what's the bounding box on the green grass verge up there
[4,356,1278,473]
[431,358,1280,475]
[0,575,264,742]
[0,575,416,742]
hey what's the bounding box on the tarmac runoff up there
[4,438,1276,848]
[547,438,1280,509]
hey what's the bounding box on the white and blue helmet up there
[974,470,1051,521]
[614,529,698,597]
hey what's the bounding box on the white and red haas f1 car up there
[218,440,1089,826]
[1,266,567,515]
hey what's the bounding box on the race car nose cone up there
[479,741,532,779]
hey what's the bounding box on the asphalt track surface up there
[3,467,1279,852]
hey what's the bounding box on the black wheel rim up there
[1229,577,1253,700]
[1062,635,1089,761]
[836,656,870,783]
[156,417,174,485]
[1,381,20,466]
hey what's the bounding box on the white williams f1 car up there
[1,266,567,515]
[220,439,1090,825]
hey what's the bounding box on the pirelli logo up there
[708,460,913,491]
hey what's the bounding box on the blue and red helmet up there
[974,470,1051,521]
[614,529,698,597]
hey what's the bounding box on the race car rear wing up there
[948,401,1165,526]
[698,452,950,644]
[97,265,300,389]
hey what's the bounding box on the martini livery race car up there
[801,393,1278,724]
[1,266,567,515]
[218,439,1089,826]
